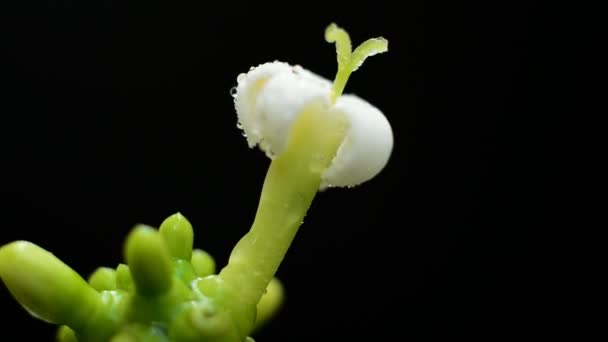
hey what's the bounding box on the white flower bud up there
[234,62,393,188]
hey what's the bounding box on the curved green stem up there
[219,101,347,332]
[325,23,352,101]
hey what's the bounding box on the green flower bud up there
[88,267,117,291]
[191,249,216,277]
[57,325,77,342]
[254,277,284,330]
[115,263,134,292]
[124,225,173,297]
[159,212,194,260]
[0,241,101,329]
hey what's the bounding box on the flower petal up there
[234,61,293,149]
[234,62,393,189]
[254,70,332,157]
[235,63,333,158]
[322,94,393,189]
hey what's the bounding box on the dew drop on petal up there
[237,73,246,83]
[309,153,327,173]
[230,87,237,97]
[264,149,276,159]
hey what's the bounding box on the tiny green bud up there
[115,263,134,292]
[159,212,194,260]
[191,249,216,277]
[88,267,117,291]
[124,225,173,297]
[254,277,284,330]
[57,325,78,342]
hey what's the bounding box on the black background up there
[0,1,594,341]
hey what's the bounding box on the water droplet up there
[313,153,325,162]
[236,122,243,129]
[309,153,327,173]
[237,73,246,83]
[229,87,237,97]
[241,131,247,138]
[264,149,276,159]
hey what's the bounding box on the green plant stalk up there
[219,102,347,326]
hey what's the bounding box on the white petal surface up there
[254,70,332,157]
[234,62,293,148]
[321,95,393,189]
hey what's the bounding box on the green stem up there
[218,101,347,331]
[331,67,351,103]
